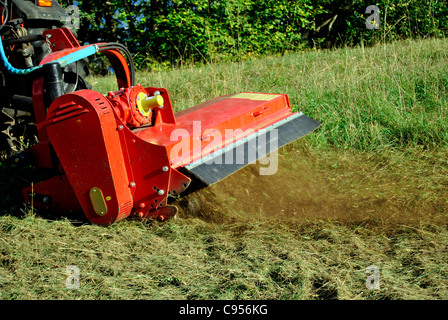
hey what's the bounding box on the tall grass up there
[91,37,448,151]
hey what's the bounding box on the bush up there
[60,0,448,70]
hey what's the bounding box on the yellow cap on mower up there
[136,93,164,117]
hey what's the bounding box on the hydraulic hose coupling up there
[43,62,64,108]
[136,92,164,117]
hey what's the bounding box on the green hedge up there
[61,0,448,70]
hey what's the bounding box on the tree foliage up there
[59,0,448,70]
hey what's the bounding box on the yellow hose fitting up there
[136,92,164,117]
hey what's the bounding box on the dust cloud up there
[174,146,447,226]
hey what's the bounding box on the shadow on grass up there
[0,161,89,225]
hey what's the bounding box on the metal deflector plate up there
[183,113,321,185]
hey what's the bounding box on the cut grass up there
[0,210,446,300]
[1,144,446,300]
[0,37,447,300]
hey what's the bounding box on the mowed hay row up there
[0,211,447,300]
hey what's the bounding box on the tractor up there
[0,0,320,224]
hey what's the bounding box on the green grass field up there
[0,38,447,300]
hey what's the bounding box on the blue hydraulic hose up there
[52,45,99,68]
[0,35,98,75]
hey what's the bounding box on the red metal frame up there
[23,27,301,225]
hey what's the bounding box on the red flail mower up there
[1,2,320,225]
